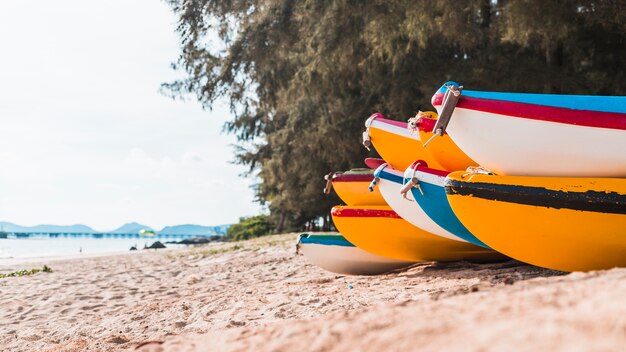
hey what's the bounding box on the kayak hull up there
[445,172,626,272]
[331,205,504,262]
[404,163,489,248]
[298,233,413,275]
[432,82,626,177]
[373,163,462,242]
[366,114,443,170]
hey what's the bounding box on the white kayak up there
[297,233,413,275]
[430,81,626,177]
[370,162,464,243]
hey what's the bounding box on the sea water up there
[0,235,188,259]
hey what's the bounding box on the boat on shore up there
[430,81,626,177]
[331,205,502,262]
[297,233,414,275]
[371,162,462,242]
[445,171,626,272]
[362,113,443,170]
[402,162,489,248]
[325,168,386,206]
[409,111,476,171]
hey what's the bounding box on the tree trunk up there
[545,41,564,68]
[322,213,329,231]
[480,0,491,28]
[544,39,564,93]
[276,211,286,233]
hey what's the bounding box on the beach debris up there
[129,245,137,251]
[106,335,130,344]
[134,340,164,349]
[0,265,52,279]
[145,241,166,250]
[165,236,224,245]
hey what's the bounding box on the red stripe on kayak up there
[418,166,451,178]
[332,174,374,182]
[370,114,408,128]
[431,93,626,130]
[331,207,401,218]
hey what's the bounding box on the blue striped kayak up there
[297,233,413,275]
[431,81,626,177]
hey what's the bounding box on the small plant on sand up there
[197,244,244,257]
[226,215,274,241]
[166,243,245,260]
[0,265,53,279]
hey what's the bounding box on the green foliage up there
[165,0,626,230]
[227,215,274,241]
[0,265,53,279]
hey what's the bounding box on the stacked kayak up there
[363,112,443,170]
[444,172,626,272]
[297,233,413,275]
[430,81,626,177]
[304,81,625,274]
[408,111,476,171]
[427,81,626,271]
[304,160,503,275]
[324,168,386,206]
[331,205,502,262]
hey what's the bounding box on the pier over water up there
[1,232,218,239]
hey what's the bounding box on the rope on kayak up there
[407,111,437,134]
[407,111,423,134]
[362,114,377,151]
[461,166,494,178]
[400,162,424,201]
[323,172,336,194]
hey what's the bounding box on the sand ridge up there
[0,233,624,351]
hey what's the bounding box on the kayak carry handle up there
[425,84,463,148]
[323,172,336,194]
[400,162,424,200]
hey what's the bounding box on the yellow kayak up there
[326,168,386,206]
[331,205,505,262]
[411,112,477,171]
[445,171,626,272]
[363,113,444,170]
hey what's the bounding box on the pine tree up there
[164,0,626,231]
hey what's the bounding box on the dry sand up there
[0,233,624,351]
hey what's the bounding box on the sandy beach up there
[1,233,625,351]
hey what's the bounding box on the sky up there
[0,0,262,231]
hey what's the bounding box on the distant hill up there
[110,222,152,234]
[0,221,95,233]
[159,224,230,236]
[0,221,230,236]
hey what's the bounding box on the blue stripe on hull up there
[298,234,355,247]
[376,168,404,184]
[407,178,489,248]
[438,81,626,114]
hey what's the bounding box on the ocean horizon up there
[0,235,189,259]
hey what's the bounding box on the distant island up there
[0,221,230,236]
